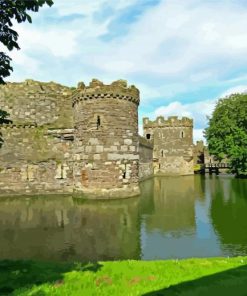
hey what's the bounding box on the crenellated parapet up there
[0,123,38,129]
[143,116,193,128]
[72,79,140,106]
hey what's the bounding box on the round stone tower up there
[72,79,140,199]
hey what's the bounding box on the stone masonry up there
[0,78,198,198]
[72,79,140,198]
[138,136,153,180]
[0,79,153,198]
[143,116,194,175]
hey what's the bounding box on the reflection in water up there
[210,176,247,256]
[141,176,196,235]
[0,197,141,261]
[0,175,246,261]
[140,175,218,259]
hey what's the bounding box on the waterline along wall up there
[0,79,153,198]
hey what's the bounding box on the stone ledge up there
[73,184,140,199]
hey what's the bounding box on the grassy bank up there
[1,257,247,295]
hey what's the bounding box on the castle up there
[143,116,194,175]
[0,79,193,199]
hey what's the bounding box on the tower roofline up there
[72,79,140,106]
[143,116,193,127]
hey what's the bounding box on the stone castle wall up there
[0,80,73,127]
[0,79,156,198]
[193,140,205,164]
[139,136,153,180]
[143,116,194,175]
[0,125,74,195]
[72,79,140,198]
[0,80,75,195]
[0,78,197,197]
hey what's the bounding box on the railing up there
[204,163,230,169]
[194,163,231,175]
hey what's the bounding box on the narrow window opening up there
[181,131,184,138]
[97,116,101,129]
[146,133,151,139]
[161,150,164,157]
[159,163,161,169]
[61,164,64,179]
[123,164,127,179]
[123,215,127,226]
[26,166,29,181]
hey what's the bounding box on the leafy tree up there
[0,109,12,147]
[205,93,247,177]
[0,109,11,124]
[0,0,54,84]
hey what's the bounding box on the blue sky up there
[2,0,247,141]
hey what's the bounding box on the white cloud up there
[154,99,216,129]
[88,0,247,80]
[16,26,79,57]
[53,0,139,16]
[3,0,247,129]
[193,129,205,143]
[138,83,189,103]
[7,0,247,85]
[219,85,247,98]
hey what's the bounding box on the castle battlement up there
[143,116,193,128]
[0,79,72,93]
[0,123,38,129]
[72,79,140,106]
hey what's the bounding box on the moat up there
[0,175,246,262]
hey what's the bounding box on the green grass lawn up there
[1,257,247,295]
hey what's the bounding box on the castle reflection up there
[0,196,141,261]
[0,175,246,261]
[140,176,196,236]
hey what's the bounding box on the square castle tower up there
[143,116,194,175]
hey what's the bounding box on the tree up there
[0,0,54,84]
[204,93,247,177]
[0,109,12,147]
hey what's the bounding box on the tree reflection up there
[210,177,247,255]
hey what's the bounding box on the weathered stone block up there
[96,145,104,153]
[94,154,101,160]
[124,139,132,145]
[120,145,128,152]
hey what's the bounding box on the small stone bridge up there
[198,163,231,175]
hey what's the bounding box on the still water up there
[0,175,246,262]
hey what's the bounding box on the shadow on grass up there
[143,264,247,296]
[0,260,102,295]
